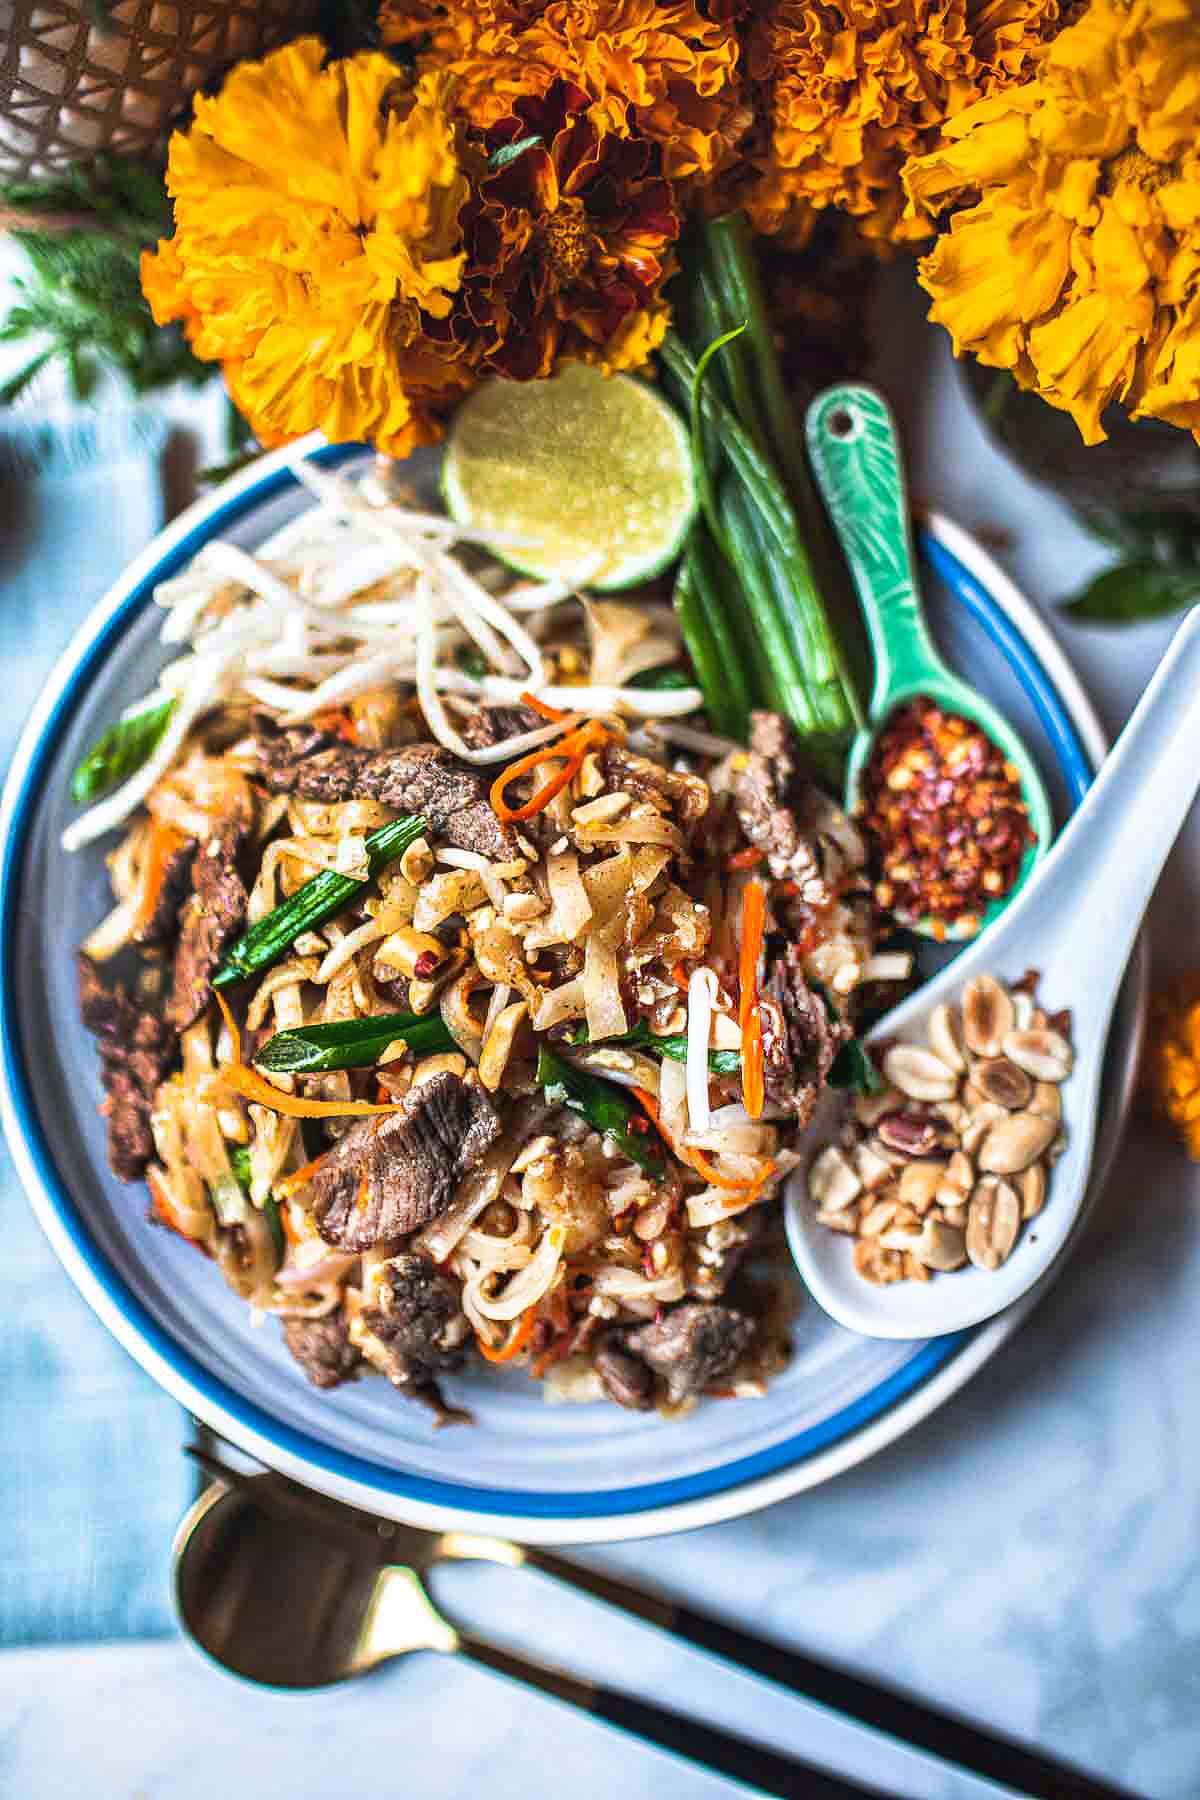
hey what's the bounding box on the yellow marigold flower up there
[1143,975,1200,1161]
[905,0,1200,444]
[379,0,748,182]
[141,38,470,457]
[743,0,1066,247]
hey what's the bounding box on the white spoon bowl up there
[787,607,1200,1339]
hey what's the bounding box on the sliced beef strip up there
[171,825,249,1030]
[592,1331,655,1411]
[759,948,845,1125]
[311,1072,502,1252]
[358,1253,468,1392]
[728,710,825,883]
[77,952,175,1182]
[282,1309,362,1390]
[604,744,709,825]
[132,836,197,946]
[255,729,516,860]
[625,1301,755,1407]
[460,703,542,750]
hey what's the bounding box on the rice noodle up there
[414,1129,526,1262]
[466,1223,564,1319]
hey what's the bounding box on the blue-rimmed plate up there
[0,440,1146,1544]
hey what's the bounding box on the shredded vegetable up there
[738,880,767,1120]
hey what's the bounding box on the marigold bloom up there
[1143,975,1200,1161]
[141,38,470,456]
[451,80,679,381]
[380,0,748,182]
[743,0,1067,245]
[905,0,1200,443]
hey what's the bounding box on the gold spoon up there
[172,1468,880,1800]
[172,1445,1132,1800]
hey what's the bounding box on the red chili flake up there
[859,696,1034,933]
[413,951,440,979]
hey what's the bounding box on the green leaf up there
[689,322,748,558]
[70,698,177,806]
[1061,559,1200,625]
[489,134,543,171]
[1080,508,1200,564]
[828,1038,882,1094]
[0,350,55,406]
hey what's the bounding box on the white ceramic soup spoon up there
[786,606,1200,1339]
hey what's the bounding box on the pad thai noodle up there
[72,456,906,1422]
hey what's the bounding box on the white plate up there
[0,440,1147,1543]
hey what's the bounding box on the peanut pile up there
[809,973,1073,1283]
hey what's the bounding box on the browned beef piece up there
[282,1309,362,1390]
[626,1302,754,1406]
[729,710,823,881]
[359,1253,467,1396]
[132,837,197,946]
[760,949,845,1125]
[256,729,516,859]
[603,744,709,825]
[460,703,542,750]
[311,1072,502,1252]
[171,826,248,1030]
[77,953,175,1181]
[592,1331,655,1411]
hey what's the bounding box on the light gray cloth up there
[0,408,190,1645]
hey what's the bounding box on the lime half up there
[442,363,697,592]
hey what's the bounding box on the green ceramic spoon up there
[805,382,1053,941]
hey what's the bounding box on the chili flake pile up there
[859,698,1034,936]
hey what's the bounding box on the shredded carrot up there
[738,880,767,1120]
[274,1157,325,1201]
[313,707,359,743]
[213,992,405,1120]
[632,1085,768,1194]
[147,1167,203,1249]
[727,846,765,872]
[476,1306,537,1364]
[670,961,691,994]
[489,718,612,824]
[741,1008,766,1121]
[134,821,186,936]
[519,690,570,723]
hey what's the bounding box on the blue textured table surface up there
[1,269,1198,1800]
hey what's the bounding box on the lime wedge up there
[443,363,697,592]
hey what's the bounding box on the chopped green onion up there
[256,1011,455,1074]
[627,664,694,691]
[213,814,427,990]
[229,1146,253,1191]
[570,1020,741,1075]
[536,1045,665,1181]
[70,697,177,806]
[263,1196,286,1263]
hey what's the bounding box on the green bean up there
[536,1045,665,1181]
[213,813,427,990]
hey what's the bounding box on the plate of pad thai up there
[0,428,1145,1540]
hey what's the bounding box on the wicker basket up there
[0,0,319,181]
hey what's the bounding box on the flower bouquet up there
[4,0,1200,608]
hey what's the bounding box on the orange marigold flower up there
[450,79,680,380]
[380,0,748,182]
[743,0,1069,246]
[141,39,471,457]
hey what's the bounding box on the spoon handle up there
[457,1631,892,1800]
[988,604,1200,1012]
[805,384,942,716]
